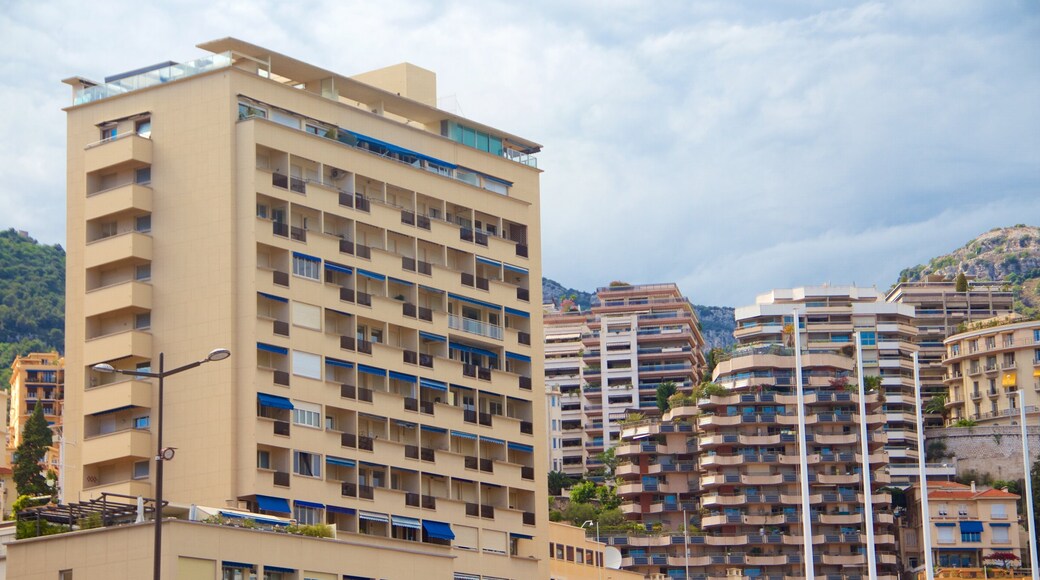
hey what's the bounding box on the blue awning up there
[90,404,137,417]
[990,523,1011,527]
[357,269,385,282]
[420,378,448,392]
[292,251,319,261]
[504,307,529,318]
[258,292,288,303]
[421,425,447,433]
[959,521,983,533]
[510,532,534,540]
[325,262,353,275]
[451,430,477,440]
[345,129,458,169]
[357,364,386,377]
[326,456,355,468]
[476,256,501,268]
[449,293,500,311]
[452,383,474,392]
[219,512,288,527]
[506,352,531,363]
[449,342,498,359]
[326,505,355,515]
[935,523,956,527]
[389,371,416,383]
[257,393,294,410]
[256,495,291,514]
[508,442,534,453]
[419,331,446,342]
[394,420,416,429]
[257,342,288,355]
[423,520,455,540]
[359,511,389,523]
[222,561,257,569]
[325,357,354,369]
[294,500,324,509]
[481,436,505,445]
[265,566,295,574]
[392,515,421,529]
[420,285,443,294]
[389,277,413,287]
[503,263,528,275]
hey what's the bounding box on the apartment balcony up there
[84,133,152,173]
[813,433,858,445]
[82,428,152,465]
[82,478,152,499]
[83,329,153,365]
[84,231,153,269]
[742,473,783,485]
[821,554,866,566]
[702,494,746,507]
[817,473,860,485]
[819,513,862,525]
[84,280,153,318]
[83,379,151,416]
[700,454,744,467]
[85,183,153,221]
[743,513,787,526]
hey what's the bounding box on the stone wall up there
[925,426,1040,480]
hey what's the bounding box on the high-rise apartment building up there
[886,275,1013,426]
[7,352,64,477]
[63,38,546,578]
[543,303,591,476]
[942,316,1040,424]
[582,283,706,462]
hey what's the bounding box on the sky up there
[1,0,1038,306]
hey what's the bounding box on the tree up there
[596,446,619,478]
[984,552,1019,569]
[1031,457,1040,535]
[955,272,968,292]
[922,394,947,415]
[547,470,573,496]
[656,381,677,412]
[13,405,53,497]
[569,480,598,504]
[597,485,622,510]
[561,502,598,527]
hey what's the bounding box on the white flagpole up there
[793,309,816,580]
[1018,390,1039,580]
[913,352,934,580]
[855,332,878,580]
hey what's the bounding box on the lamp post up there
[582,519,602,580]
[93,348,230,580]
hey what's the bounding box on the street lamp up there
[92,348,230,580]
[581,519,602,580]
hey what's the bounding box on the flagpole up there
[913,352,934,580]
[855,332,878,580]
[793,309,815,580]
[1018,390,1039,580]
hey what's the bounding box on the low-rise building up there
[548,521,644,580]
[899,481,1022,571]
[942,316,1040,425]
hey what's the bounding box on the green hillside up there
[0,229,65,386]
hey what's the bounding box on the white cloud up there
[0,0,1036,307]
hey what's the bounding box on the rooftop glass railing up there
[74,52,233,105]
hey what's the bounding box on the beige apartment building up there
[544,303,591,476]
[886,275,1013,426]
[942,316,1040,425]
[581,283,706,468]
[7,352,64,478]
[899,481,1022,571]
[60,38,546,579]
[548,521,644,580]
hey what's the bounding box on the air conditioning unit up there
[330,168,345,180]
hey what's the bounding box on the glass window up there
[136,118,151,137]
[960,531,981,542]
[293,505,321,525]
[135,214,151,232]
[135,264,152,281]
[133,416,150,430]
[257,450,271,469]
[133,460,149,479]
[293,450,321,477]
[292,401,321,428]
[292,254,320,280]
[461,126,476,148]
[135,167,152,184]
[134,312,151,329]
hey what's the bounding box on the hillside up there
[0,229,65,386]
[542,278,737,349]
[898,224,1040,314]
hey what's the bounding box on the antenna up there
[604,546,622,569]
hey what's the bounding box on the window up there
[135,263,151,281]
[101,126,117,140]
[991,503,1007,519]
[134,312,151,330]
[293,450,321,477]
[294,504,322,525]
[135,167,152,184]
[960,531,981,542]
[59,572,73,580]
[936,525,954,543]
[291,301,321,330]
[937,503,948,516]
[133,415,150,429]
[257,450,271,469]
[291,350,321,379]
[292,401,321,428]
[136,361,152,373]
[238,102,267,120]
[133,460,150,479]
[992,525,1010,543]
[957,504,968,516]
[292,254,320,280]
[136,118,151,137]
[135,214,151,232]
[222,562,256,580]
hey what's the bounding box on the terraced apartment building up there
[543,304,591,476]
[7,352,64,477]
[61,38,547,579]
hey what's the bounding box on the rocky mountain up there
[898,224,1040,314]
[542,278,737,350]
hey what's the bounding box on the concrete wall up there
[925,426,1040,480]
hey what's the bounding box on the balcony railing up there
[449,314,503,340]
[74,52,233,105]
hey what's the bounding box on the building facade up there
[548,521,644,580]
[582,283,706,466]
[7,352,64,478]
[898,481,1022,571]
[942,317,1040,425]
[544,304,591,476]
[62,38,546,579]
[886,275,1013,426]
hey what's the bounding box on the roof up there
[915,481,1020,500]
[196,37,541,153]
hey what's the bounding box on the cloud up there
[0,0,1037,307]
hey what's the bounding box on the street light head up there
[92,363,116,374]
[206,348,231,362]
[581,520,594,528]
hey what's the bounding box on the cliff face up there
[898,224,1040,314]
